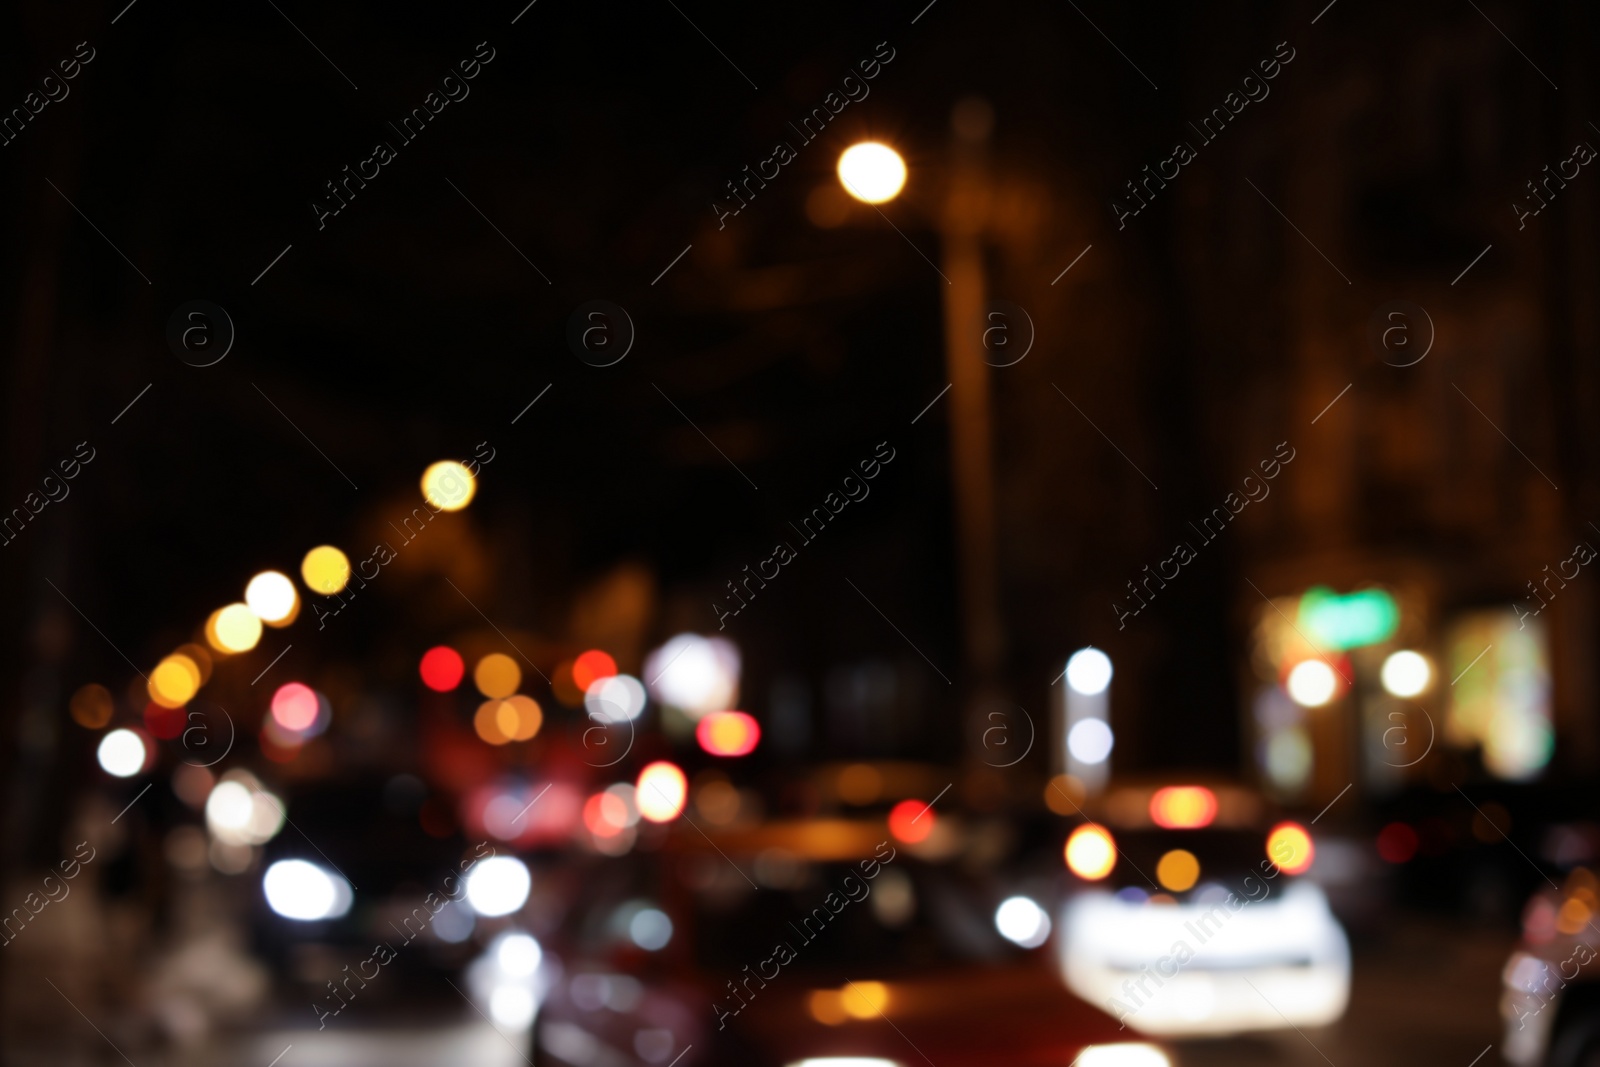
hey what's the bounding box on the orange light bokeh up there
[1149,786,1218,829]
[1267,821,1315,874]
[696,710,761,757]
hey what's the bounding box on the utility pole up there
[938,100,1007,761]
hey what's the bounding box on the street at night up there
[3,2,1599,1066]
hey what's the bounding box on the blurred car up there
[531,815,1173,1067]
[1501,868,1600,1067]
[1056,780,1351,1037]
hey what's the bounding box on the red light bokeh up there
[888,798,935,844]
[420,646,466,692]
[572,649,618,692]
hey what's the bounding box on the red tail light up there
[1150,786,1217,829]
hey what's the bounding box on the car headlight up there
[1077,1044,1172,1067]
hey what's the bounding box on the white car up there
[1055,784,1351,1037]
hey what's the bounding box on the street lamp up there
[836,111,1006,772]
[837,142,907,204]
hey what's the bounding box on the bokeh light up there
[994,896,1051,948]
[418,646,465,691]
[271,682,320,732]
[97,728,147,777]
[636,761,687,823]
[1149,786,1218,829]
[696,710,760,756]
[300,545,351,595]
[1286,660,1339,707]
[437,892,477,935]
[494,699,521,743]
[475,653,522,699]
[208,780,257,844]
[69,683,114,729]
[888,799,935,844]
[808,990,850,1027]
[1264,727,1313,792]
[263,859,352,921]
[840,980,890,1019]
[1077,1046,1171,1067]
[643,634,739,717]
[495,932,542,977]
[1067,719,1114,764]
[489,986,536,1029]
[1381,650,1432,697]
[245,570,299,626]
[603,783,641,826]
[148,653,201,709]
[837,142,907,203]
[208,780,254,831]
[584,674,647,723]
[1066,647,1113,696]
[478,781,564,842]
[474,700,512,746]
[1065,824,1117,880]
[206,773,287,847]
[209,603,263,653]
[465,856,531,916]
[503,695,543,741]
[572,649,618,692]
[206,780,255,838]
[629,907,673,950]
[584,791,632,838]
[421,460,476,511]
[1267,821,1315,874]
[1156,848,1201,892]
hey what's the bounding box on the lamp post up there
[838,109,1007,765]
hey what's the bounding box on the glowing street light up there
[1286,660,1339,707]
[1066,648,1113,696]
[422,460,476,512]
[97,729,147,778]
[1062,646,1113,794]
[1381,650,1432,697]
[208,603,263,653]
[300,545,351,595]
[837,142,907,204]
[246,570,299,626]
